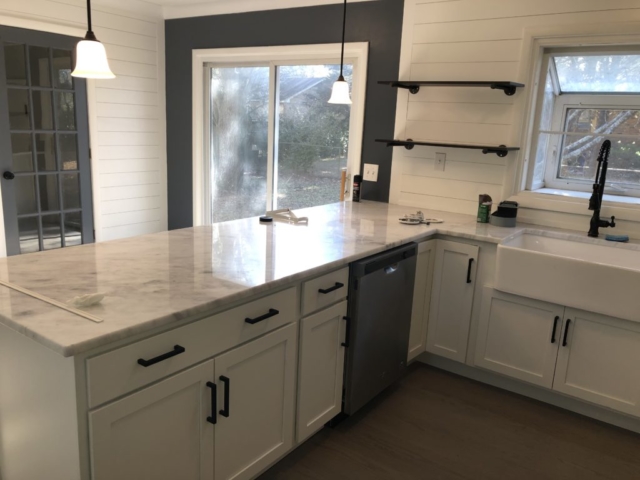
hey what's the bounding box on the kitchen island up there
[3,200,637,480]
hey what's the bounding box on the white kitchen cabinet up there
[475,288,564,388]
[89,360,215,480]
[214,324,297,480]
[408,240,436,361]
[553,309,640,417]
[426,240,479,362]
[297,301,347,442]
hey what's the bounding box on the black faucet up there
[588,139,616,238]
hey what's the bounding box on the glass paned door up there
[0,26,93,255]
[274,64,352,210]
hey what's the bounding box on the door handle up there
[341,316,350,348]
[245,308,279,325]
[551,316,560,344]
[562,319,571,347]
[318,282,344,294]
[206,382,217,425]
[466,258,474,284]
[3,172,14,180]
[137,345,185,367]
[219,375,230,418]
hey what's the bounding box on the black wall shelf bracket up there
[376,139,519,157]
[378,81,524,96]
[482,145,511,158]
[490,84,518,96]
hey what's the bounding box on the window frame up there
[192,44,369,227]
[530,48,640,198]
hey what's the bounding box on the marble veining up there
[0,201,634,357]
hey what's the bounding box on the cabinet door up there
[214,324,297,480]
[297,301,347,442]
[553,309,640,417]
[474,287,563,388]
[408,240,436,361]
[426,240,479,362]
[89,361,214,480]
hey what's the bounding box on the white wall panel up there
[0,0,166,248]
[391,0,640,217]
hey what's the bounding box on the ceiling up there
[95,0,376,20]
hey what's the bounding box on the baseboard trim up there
[417,352,640,435]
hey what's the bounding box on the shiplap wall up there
[0,0,167,245]
[390,0,640,217]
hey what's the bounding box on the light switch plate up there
[363,163,379,182]
[435,152,446,171]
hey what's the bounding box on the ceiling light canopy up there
[328,0,352,105]
[72,0,115,79]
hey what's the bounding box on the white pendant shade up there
[71,40,115,79]
[328,79,352,105]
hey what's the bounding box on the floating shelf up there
[378,80,525,96]
[376,139,520,158]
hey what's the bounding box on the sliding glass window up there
[204,60,356,224]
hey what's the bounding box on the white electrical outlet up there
[435,152,446,171]
[363,163,379,182]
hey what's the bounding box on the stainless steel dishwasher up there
[342,242,417,415]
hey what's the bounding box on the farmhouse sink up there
[495,232,640,323]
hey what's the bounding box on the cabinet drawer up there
[301,267,349,317]
[87,287,297,408]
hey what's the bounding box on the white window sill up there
[509,188,640,223]
[535,188,640,206]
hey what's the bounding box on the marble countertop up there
[0,201,619,357]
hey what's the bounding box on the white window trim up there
[509,22,640,224]
[192,43,369,227]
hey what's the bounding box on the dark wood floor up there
[260,364,640,480]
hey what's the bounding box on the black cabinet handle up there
[137,345,185,367]
[245,308,279,325]
[206,382,217,425]
[3,171,14,180]
[341,316,350,348]
[466,258,474,284]
[562,319,571,347]
[219,375,230,418]
[551,316,560,344]
[318,282,344,294]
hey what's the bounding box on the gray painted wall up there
[165,0,404,229]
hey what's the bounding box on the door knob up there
[3,172,14,180]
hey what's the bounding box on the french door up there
[0,25,93,256]
[204,61,354,224]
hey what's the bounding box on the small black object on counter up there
[352,175,362,202]
[489,201,518,227]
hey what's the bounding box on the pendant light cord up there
[87,0,93,33]
[339,0,347,78]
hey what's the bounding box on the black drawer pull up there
[562,319,571,347]
[341,316,350,348]
[466,258,474,284]
[245,308,279,325]
[219,375,230,418]
[551,316,560,344]
[206,382,217,425]
[137,345,185,367]
[318,282,344,294]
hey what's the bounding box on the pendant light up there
[71,0,115,79]
[328,0,352,105]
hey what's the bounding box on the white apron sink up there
[495,233,640,323]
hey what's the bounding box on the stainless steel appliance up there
[343,243,417,415]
